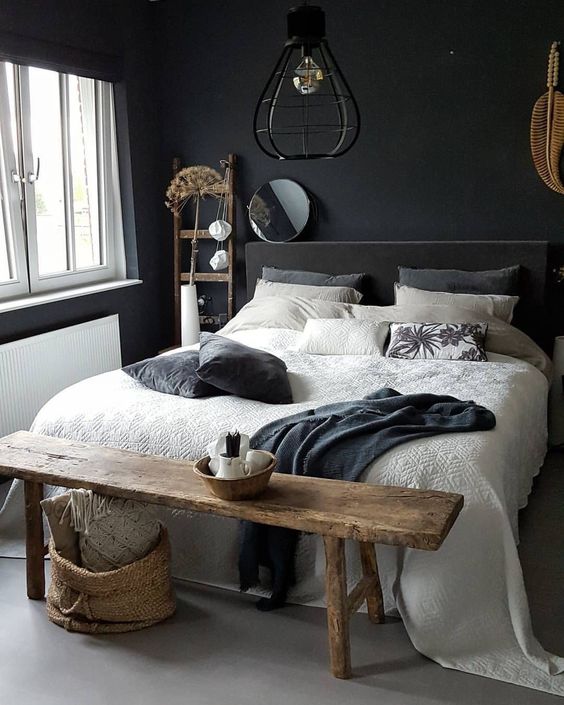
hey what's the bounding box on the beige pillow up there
[253,278,363,304]
[41,493,80,565]
[296,319,389,355]
[394,283,519,324]
[219,296,354,336]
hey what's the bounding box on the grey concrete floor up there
[0,455,562,705]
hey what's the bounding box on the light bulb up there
[293,56,324,95]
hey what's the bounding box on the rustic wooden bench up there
[0,431,463,679]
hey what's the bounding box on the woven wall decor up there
[531,41,564,194]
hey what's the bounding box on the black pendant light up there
[253,4,360,160]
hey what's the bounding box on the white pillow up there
[394,283,519,324]
[254,278,363,304]
[296,319,389,355]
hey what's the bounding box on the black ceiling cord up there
[253,4,360,160]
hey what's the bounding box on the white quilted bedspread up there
[1,326,563,694]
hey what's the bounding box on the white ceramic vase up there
[181,284,200,346]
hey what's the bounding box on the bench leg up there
[359,542,385,624]
[24,481,45,600]
[324,535,352,679]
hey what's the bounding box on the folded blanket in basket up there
[239,387,495,611]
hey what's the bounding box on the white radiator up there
[0,315,121,437]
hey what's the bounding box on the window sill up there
[0,278,143,314]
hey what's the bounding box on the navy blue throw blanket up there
[239,387,495,611]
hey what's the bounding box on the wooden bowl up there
[193,452,277,501]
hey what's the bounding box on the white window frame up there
[0,66,29,299]
[0,62,126,301]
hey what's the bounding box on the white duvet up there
[1,299,563,694]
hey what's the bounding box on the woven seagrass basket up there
[46,527,176,633]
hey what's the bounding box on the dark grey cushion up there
[197,333,293,404]
[262,266,365,291]
[397,265,520,295]
[123,350,224,399]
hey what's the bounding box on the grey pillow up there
[397,265,520,296]
[262,266,365,291]
[197,333,293,404]
[123,350,224,398]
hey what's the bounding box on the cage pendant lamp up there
[253,4,360,160]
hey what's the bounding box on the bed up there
[1,241,563,695]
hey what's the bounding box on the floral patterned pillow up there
[386,322,488,361]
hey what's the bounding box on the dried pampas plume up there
[166,164,224,285]
[165,165,222,214]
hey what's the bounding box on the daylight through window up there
[0,62,125,301]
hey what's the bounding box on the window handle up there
[27,157,40,184]
[11,170,24,201]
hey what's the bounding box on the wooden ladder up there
[172,153,236,346]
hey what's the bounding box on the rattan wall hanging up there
[531,41,564,194]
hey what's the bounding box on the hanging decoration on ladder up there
[208,161,231,271]
[531,41,564,194]
[253,3,360,160]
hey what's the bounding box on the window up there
[0,62,125,302]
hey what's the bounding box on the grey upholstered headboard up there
[245,241,548,344]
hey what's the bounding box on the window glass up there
[69,75,101,269]
[0,191,9,283]
[0,61,125,300]
[0,64,16,284]
[28,66,68,275]
[5,63,17,168]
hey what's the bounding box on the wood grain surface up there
[24,480,44,599]
[0,432,463,549]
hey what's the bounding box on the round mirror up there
[249,179,310,242]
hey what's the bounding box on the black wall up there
[2,0,564,359]
[0,0,166,364]
[157,0,564,333]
